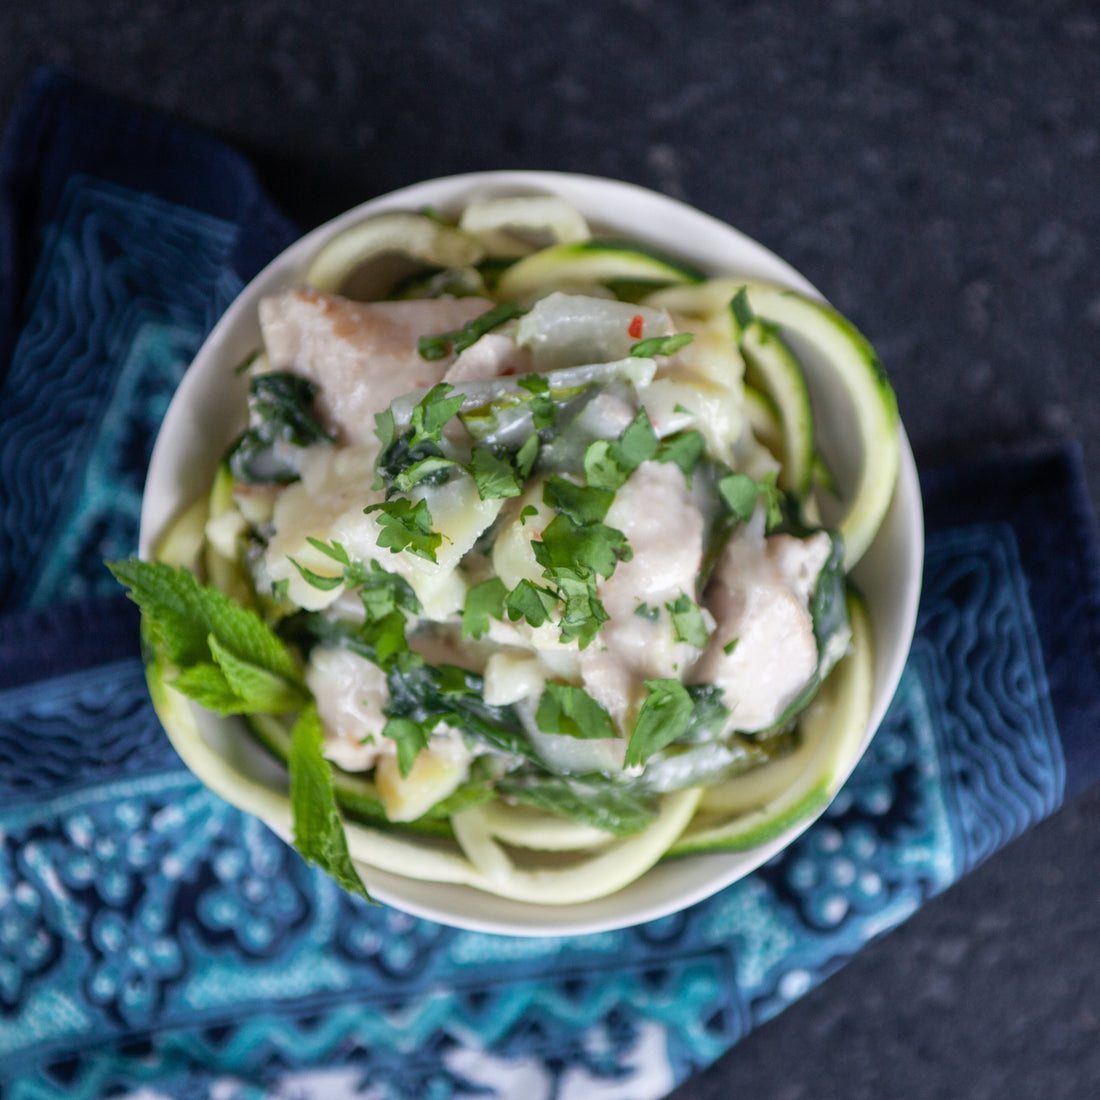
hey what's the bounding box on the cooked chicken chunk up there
[693,528,832,732]
[259,287,492,444]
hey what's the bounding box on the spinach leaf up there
[496,769,658,836]
[226,372,335,483]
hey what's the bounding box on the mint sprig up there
[107,559,306,714]
[289,703,373,900]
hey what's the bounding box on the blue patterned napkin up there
[3,69,1099,1100]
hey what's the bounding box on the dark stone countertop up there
[4,2,1099,1096]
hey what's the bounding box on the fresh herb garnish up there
[717,469,784,529]
[364,497,445,561]
[417,301,526,361]
[107,559,306,715]
[583,409,659,491]
[535,682,617,740]
[665,592,709,648]
[374,383,464,495]
[505,578,559,628]
[289,703,373,900]
[226,372,335,484]
[468,444,526,500]
[629,333,694,358]
[529,510,630,648]
[517,373,557,432]
[656,429,707,482]
[381,653,530,772]
[462,576,508,639]
[624,678,695,768]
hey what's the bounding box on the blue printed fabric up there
[2,70,1099,1100]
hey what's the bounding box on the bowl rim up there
[141,170,924,937]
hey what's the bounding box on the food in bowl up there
[112,179,911,922]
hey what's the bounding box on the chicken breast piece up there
[693,528,832,733]
[259,287,493,444]
[578,460,708,729]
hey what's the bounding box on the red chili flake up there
[628,314,644,339]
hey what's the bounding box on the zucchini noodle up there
[148,191,899,906]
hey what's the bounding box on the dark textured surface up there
[4,2,1099,1096]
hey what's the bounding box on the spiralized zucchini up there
[150,192,899,906]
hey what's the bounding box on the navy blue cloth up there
[1,68,1098,1100]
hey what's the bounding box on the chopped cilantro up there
[624,678,695,768]
[634,602,660,622]
[542,476,614,525]
[723,637,740,657]
[666,592,709,648]
[463,577,508,639]
[468,444,525,500]
[288,557,345,592]
[717,469,784,529]
[656,429,707,482]
[584,409,659,491]
[383,715,432,777]
[364,497,444,561]
[518,373,557,432]
[535,682,616,740]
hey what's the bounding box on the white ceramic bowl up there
[140,171,923,937]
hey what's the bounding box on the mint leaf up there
[666,593,709,648]
[463,576,508,639]
[364,497,443,561]
[624,679,694,768]
[289,704,373,900]
[208,634,307,713]
[629,332,694,358]
[535,682,616,740]
[169,662,244,715]
[107,559,302,683]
